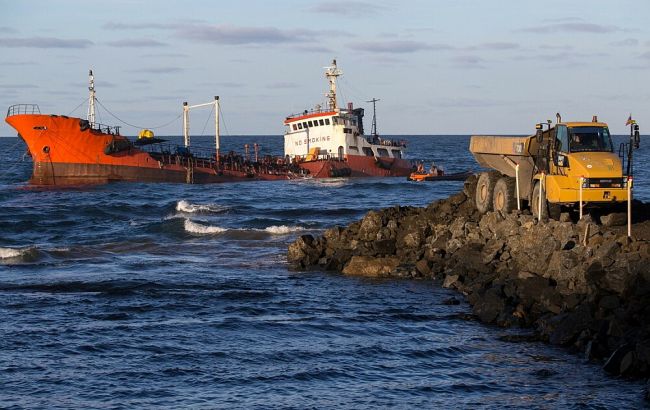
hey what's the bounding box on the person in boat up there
[428,162,439,176]
[416,162,425,173]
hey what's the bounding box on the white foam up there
[176,200,229,214]
[264,225,305,235]
[184,219,227,235]
[0,247,26,259]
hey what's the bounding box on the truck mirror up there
[554,153,569,167]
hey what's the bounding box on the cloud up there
[142,52,190,58]
[102,22,179,30]
[106,39,168,47]
[610,38,639,47]
[347,40,441,53]
[519,23,621,34]
[539,44,573,50]
[308,1,383,17]
[177,24,316,45]
[451,55,485,69]
[468,42,519,51]
[292,44,334,53]
[0,26,16,33]
[0,37,93,48]
[640,51,650,60]
[0,83,38,89]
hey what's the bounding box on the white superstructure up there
[283,60,406,162]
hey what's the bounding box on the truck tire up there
[493,176,517,214]
[475,171,500,214]
[532,182,557,220]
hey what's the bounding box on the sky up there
[0,0,649,137]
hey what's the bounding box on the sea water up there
[0,135,647,408]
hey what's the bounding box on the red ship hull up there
[297,155,413,178]
[5,112,301,185]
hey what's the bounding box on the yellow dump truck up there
[469,116,640,219]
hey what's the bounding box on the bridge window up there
[325,118,330,125]
[362,147,374,156]
[391,149,402,158]
[292,124,297,131]
[308,120,313,127]
[302,122,308,128]
[298,123,303,129]
[319,119,325,126]
[377,148,389,157]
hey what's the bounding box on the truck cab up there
[538,121,627,208]
[470,115,639,219]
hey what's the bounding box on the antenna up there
[366,98,380,136]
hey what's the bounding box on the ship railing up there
[90,122,121,135]
[6,104,41,118]
[285,106,337,120]
[366,135,407,148]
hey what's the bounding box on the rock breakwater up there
[288,175,650,382]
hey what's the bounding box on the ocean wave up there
[264,225,305,235]
[0,247,25,259]
[184,219,228,235]
[176,200,230,214]
[183,219,304,236]
[0,246,41,263]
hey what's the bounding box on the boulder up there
[601,212,628,227]
[358,211,383,241]
[472,286,506,324]
[287,234,321,268]
[341,256,400,277]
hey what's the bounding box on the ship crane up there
[182,96,221,162]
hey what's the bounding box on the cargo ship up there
[283,60,414,177]
[5,71,307,185]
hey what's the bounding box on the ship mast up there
[87,69,96,126]
[325,59,342,111]
[367,97,380,136]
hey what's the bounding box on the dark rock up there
[287,234,321,268]
[603,344,636,376]
[442,296,461,305]
[358,211,383,241]
[472,286,506,324]
[415,258,432,276]
[601,212,628,227]
[547,303,594,346]
[372,238,396,256]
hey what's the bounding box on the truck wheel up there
[475,171,500,213]
[530,182,560,220]
[493,177,517,214]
